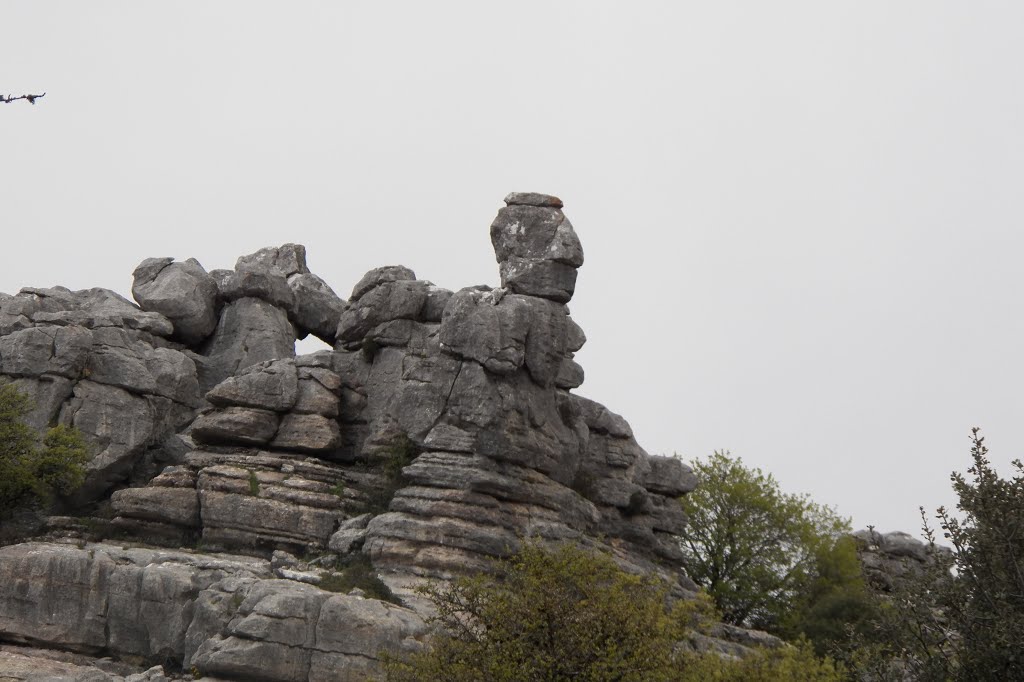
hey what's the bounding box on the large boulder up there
[206,359,299,412]
[131,257,219,344]
[490,193,584,303]
[233,244,347,344]
[201,298,296,391]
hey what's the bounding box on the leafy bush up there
[363,434,420,514]
[383,541,690,682]
[677,639,845,682]
[0,381,90,517]
[319,553,400,604]
[382,540,843,682]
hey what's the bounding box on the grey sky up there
[4,2,1023,536]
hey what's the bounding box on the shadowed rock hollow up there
[0,193,737,680]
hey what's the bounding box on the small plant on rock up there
[247,470,260,497]
[364,434,421,514]
[319,553,400,604]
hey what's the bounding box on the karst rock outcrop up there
[853,528,953,593]
[0,193,758,680]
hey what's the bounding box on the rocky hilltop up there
[0,193,718,680]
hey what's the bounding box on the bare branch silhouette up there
[2,92,46,105]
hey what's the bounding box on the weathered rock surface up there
[490,194,584,302]
[0,543,425,680]
[132,257,220,344]
[200,298,296,391]
[0,194,726,680]
[192,407,280,446]
[854,529,952,592]
[207,360,299,412]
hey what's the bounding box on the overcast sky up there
[4,2,1023,536]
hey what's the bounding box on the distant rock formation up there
[0,193,751,680]
[853,528,953,592]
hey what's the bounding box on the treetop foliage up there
[676,450,864,643]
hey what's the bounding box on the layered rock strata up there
[0,542,426,681]
[0,193,707,679]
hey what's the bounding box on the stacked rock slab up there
[0,193,710,679]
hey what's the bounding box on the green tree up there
[383,540,845,682]
[934,428,1024,680]
[0,380,90,517]
[839,429,1024,681]
[677,451,867,646]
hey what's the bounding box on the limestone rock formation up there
[0,542,426,681]
[132,257,220,345]
[0,193,716,680]
[853,528,953,592]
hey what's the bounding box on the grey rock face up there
[271,413,342,453]
[490,201,584,302]
[7,375,75,430]
[60,381,194,501]
[190,577,426,682]
[0,542,425,679]
[201,298,296,390]
[0,286,204,502]
[111,449,369,555]
[0,325,92,379]
[328,514,372,554]
[1,286,174,338]
[207,359,299,412]
[111,487,200,527]
[294,367,342,417]
[231,244,346,344]
[287,272,347,343]
[350,265,416,302]
[504,191,564,208]
[0,542,266,661]
[197,357,342,454]
[235,243,309,278]
[0,195,722,679]
[219,270,295,310]
[131,257,219,344]
[191,407,280,446]
[438,288,531,374]
[336,279,428,346]
[853,529,951,593]
[641,455,699,497]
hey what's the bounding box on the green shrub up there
[363,434,420,514]
[843,429,1024,681]
[361,337,380,362]
[247,470,260,496]
[382,540,843,681]
[0,381,89,518]
[678,639,846,682]
[319,553,399,604]
[382,540,690,682]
